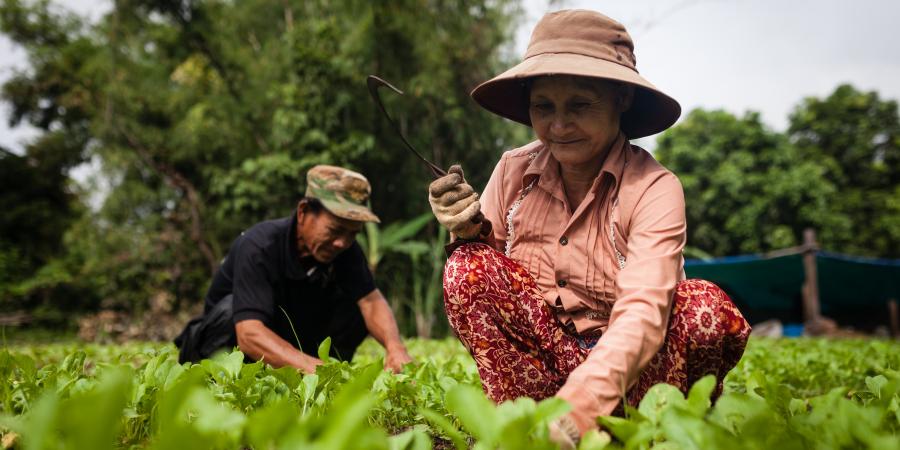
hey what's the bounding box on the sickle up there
[366,75,447,179]
[366,75,486,228]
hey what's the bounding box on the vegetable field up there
[1,338,899,449]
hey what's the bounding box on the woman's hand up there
[428,165,483,239]
[548,414,580,449]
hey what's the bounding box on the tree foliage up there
[655,110,843,256]
[656,85,899,258]
[0,146,81,318]
[3,0,898,331]
[1,0,526,326]
[788,84,900,257]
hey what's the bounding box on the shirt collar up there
[521,132,631,194]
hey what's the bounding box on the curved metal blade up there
[366,75,446,179]
[367,75,404,96]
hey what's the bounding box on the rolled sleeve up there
[556,172,687,430]
[480,153,509,252]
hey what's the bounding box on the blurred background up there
[1,0,897,342]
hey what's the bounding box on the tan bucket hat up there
[471,9,681,139]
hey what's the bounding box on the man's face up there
[297,206,364,263]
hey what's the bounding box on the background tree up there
[657,84,899,259]
[1,0,526,331]
[0,145,83,322]
[4,0,898,334]
[655,109,847,256]
[788,84,900,257]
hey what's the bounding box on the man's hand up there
[428,165,482,240]
[384,345,413,373]
[306,355,325,372]
[357,289,414,372]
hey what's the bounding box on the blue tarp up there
[684,251,900,329]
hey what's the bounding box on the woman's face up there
[528,76,631,168]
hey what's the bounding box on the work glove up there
[428,165,483,240]
[548,415,580,449]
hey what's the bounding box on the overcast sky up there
[2,0,899,155]
[523,0,900,137]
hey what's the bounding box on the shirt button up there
[557,279,567,288]
[559,236,568,246]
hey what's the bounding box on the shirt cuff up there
[555,383,609,433]
[444,220,495,256]
[233,310,269,325]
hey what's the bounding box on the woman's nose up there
[550,111,571,133]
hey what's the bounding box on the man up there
[175,165,412,373]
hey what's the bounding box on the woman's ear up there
[617,84,635,113]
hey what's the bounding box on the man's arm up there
[235,319,323,373]
[357,289,412,372]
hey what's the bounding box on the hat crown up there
[525,9,637,71]
[306,165,380,222]
[307,165,371,203]
[469,9,681,139]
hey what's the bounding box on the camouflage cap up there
[305,165,380,223]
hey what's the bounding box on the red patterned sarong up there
[443,243,750,410]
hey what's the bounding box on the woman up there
[427,9,750,446]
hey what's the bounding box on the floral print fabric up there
[443,243,751,410]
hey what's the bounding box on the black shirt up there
[204,211,375,352]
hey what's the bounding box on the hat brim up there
[471,53,681,139]
[319,199,381,224]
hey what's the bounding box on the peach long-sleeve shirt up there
[479,132,686,431]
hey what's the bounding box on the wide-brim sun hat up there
[471,9,681,139]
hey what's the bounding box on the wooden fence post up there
[801,228,821,323]
[889,299,899,338]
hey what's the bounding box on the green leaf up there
[244,400,301,448]
[597,415,639,442]
[533,396,571,423]
[638,383,686,423]
[788,398,807,416]
[163,362,186,390]
[16,366,133,450]
[577,429,611,450]
[181,387,246,439]
[419,407,468,450]
[18,390,60,450]
[685,375,716,416]
[865,375,887,399]
[388,426,432,450]
[271,365,304,391]
[215,350,245,381]
[315,362,383,449]
[318,337,332,362]
[445,384,499,441]
[391,241,431,257]
[380,212,434,248]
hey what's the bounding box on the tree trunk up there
[121,131,219,276]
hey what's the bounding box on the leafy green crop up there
[0,338,898,449]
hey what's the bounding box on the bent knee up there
[673,278,750,339]
[444,243,498,290]
[674,279,730,307]
[446,242,496,267]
